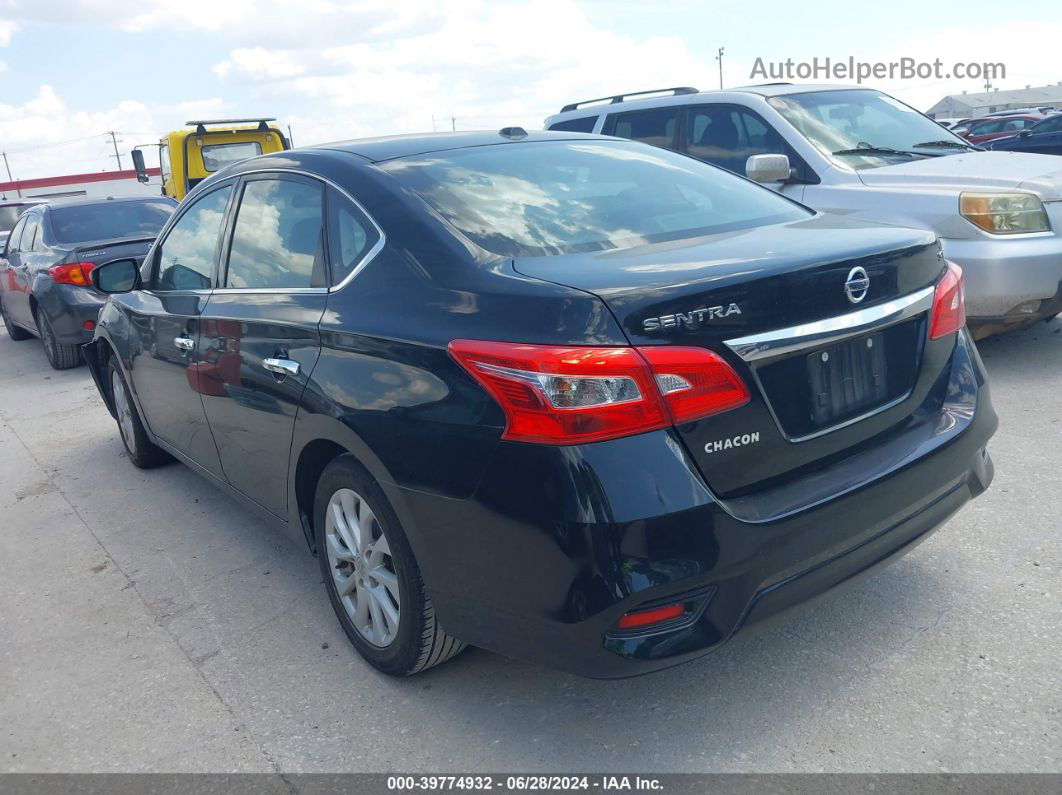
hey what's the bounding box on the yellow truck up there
[132,118,290,201]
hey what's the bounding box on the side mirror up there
[93,258,141,293]
[1019,129,1033,138]
[746,153,792,184]
[131,149,149,184]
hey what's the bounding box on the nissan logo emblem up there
[845,267,870,304]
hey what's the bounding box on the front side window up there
[380,139,810,258]
[49,200,174,245]
[155,185,233,291]
[603,107,680,150]
[160,144,172,184]
[769,89,972,169]
[328,188,380,286]
[201,142,263,173]
[225,178,325,289]
[1033,116,1062,134]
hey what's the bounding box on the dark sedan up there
[990,114,1062,155]
[0,195,175,369]
[84,131,996,678]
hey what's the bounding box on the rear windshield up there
[202,142,262,172]
[49,200,175,245]
[379,140,810,257]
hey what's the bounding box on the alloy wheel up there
[39,314,56,361]
[324,487,401,647]
[110,370,137,454]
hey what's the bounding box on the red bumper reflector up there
[616,603,685,630]
[83,320,96,330]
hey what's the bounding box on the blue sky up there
[1,0,1059,179]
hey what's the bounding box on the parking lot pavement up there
[0,319,1058,774]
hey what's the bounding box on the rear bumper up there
[390,331,997,678]
[941,223,1062,323]
[36,283,106,345]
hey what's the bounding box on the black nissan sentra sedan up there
[83,130,997,678]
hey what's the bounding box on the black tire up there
[107,357,172,468]
[314,455,465,676]
[0,296,32,341]
[37,309,81,370]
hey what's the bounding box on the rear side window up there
[155,186,233,291]
[225,178,326,289]
[327,188,381,286]
[548,116,598,133]
[602,107,680,150]
[49,201,174,245]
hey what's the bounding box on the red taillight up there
[639,346,750,424]
[49,262,97,287]
[616,603,685,630]
[448,340,748,445]
[929,262,966,340]
[448,340,669,444]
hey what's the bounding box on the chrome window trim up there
[724,286,935,364]
[209,167,386,295]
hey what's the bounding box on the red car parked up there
[962,114,1046,146]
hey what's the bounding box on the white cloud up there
[214,47,306,80]
[210,0,712,140]
[0,86,225,180]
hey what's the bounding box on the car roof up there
[39,195,175,211]
[313,129,606,163]
[548,83,872,120]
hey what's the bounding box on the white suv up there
[546,84,1062,336]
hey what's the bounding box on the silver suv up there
[546,84,1062,336]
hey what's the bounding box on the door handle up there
[263,357,300,377]
[174,336,195,351]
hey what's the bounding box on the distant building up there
[926,82,1062,119]
[0,167,162,201]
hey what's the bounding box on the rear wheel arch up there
[294,438,350,553]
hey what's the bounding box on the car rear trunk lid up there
[513,215,948,497]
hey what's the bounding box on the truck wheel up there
[314,455,466,676]
[1,297,32,341]
[37,310,81,369]
[108,358,172,468]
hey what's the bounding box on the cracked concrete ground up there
[0,317,1059,773]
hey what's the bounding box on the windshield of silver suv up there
[380,139,811,257]
[768,89,977,170]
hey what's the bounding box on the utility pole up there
[451,116,456,132]
[108,131,123,170]
[716,47,725,90]
[1,151,18,198]
[287,124,295,147]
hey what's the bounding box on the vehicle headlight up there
[959,192,1051,234]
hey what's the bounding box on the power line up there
[2,132,111,155]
